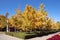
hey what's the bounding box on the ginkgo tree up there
[0,15,6,28]
[8,4,60,32]
[9,9,23,32]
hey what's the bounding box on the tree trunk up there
[14,27,16,32]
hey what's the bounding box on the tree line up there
[0,4,60,32]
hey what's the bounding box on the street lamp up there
[6,19,8,32]
[6,12,9,32]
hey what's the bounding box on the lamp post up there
[6,19,8,32]
[6,12,9,32]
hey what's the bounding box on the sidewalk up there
[0,33,23,40]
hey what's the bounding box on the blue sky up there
[0,0,60,22]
